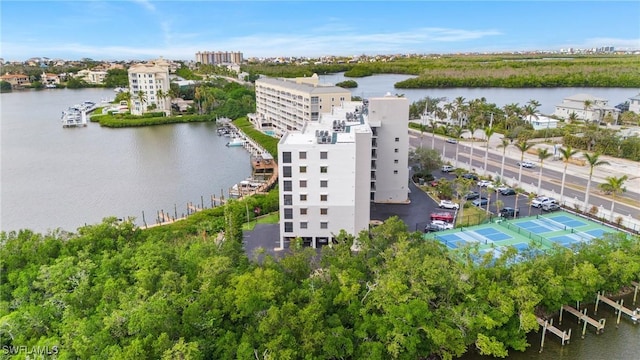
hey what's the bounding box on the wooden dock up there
[537,317,571,352]
[632,281,639,305]
[560,303,606,338]
[594,292,640,327]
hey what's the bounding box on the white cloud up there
[131,0,156,12]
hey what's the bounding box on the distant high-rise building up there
[195,51,243,65]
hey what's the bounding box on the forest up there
[2,192,639,359]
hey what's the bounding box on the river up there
[1,88,251,233]
[1,80,639,359]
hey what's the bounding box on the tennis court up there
[424,211,624,257]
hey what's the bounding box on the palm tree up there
[156,88,168,114]
[483,126,495,176]
[559,145,579,204]
[568,111,579,124]
[582,152,610,212]
[498,138,510,182]
[513,140,534,211]
[120,91,132,112]
[583,99,593,122]
[453,96,467,127]
[429,117,438,149]
[466,122,479,170]
[598,175,628,222]
[450,125,464,168]
[440,125,450,159]
[136,90,147,113]
[536,148,552,194]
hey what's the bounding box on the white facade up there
[524,114,559,130]
[629,93,640,114]
[127,58,171,116]
[553,93,619,123]
[277,95,409,248]
[253,75,351,136]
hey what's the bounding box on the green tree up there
[536,148,552,194]
[409,147,443,173]
[598,175,628,222]
[483,126,496,177]
[582,152,609,212]
[0,80,12,92]
[513,140,534,211]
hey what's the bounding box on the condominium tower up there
[127,58,171,116]
[195,51,243,65]
[277,95,409,249]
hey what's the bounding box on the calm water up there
[318,73,639,116]
[1,88,251,233]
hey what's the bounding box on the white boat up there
[226,137,245,147]
[61,107,87,128]
[114,87,128,93]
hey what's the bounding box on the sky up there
[1,1,639,62]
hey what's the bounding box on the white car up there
[493,184,510,193]
[431,220,454,230]
[441,165,454,172]
[531,196,555,208]
[517,160,536,168]
[439,199,460,210]
[477,180,492,187]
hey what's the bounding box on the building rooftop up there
[257,76,348,95]
[280,101,370,146]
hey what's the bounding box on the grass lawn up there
[242,212,279,231]
[457,204,490,227]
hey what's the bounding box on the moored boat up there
[226,137,245,147]
[61,107,87,128]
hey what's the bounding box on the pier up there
[536,317,571,352]
[559,303,606,338]
[594,291,640,327]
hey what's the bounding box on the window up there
[320,180,328,188]
[394,170,398,174]
[300,194,307,201]
[300,166,307,173]
[299,151,307,159]
[394,159,399,164]
[320,151,328,159]
[300,222,308,229]
[320,194,328,201]
[394,148,399,153]
[282,152,291,163]
[300,208,307,215]
[284,208,293,219]
[299,180,307,188]
[320,166,328,173]
[284,194,292,205]
[395,137,399,142]
[283,180,292,191]
[284,222,293,232]
[283,166,292,178]
[320,222,328,229]
[320,208,328,215]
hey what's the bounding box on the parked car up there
[542,203,561,212]
[429,178,440,187]
[493,184,510,193]
[472,197,489,207]
[477,179,492,187]
[463,191,480,200]
[424,220,454,232]
[430,212,455,222]
[446,138,458,144]
[459,173,479,181]
[499,188,517,196]
[499,207,520,218]
[439,199,460,210]
[532,196,556,208]
[517,160,536,168]
[441,165,454,172]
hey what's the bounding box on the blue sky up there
[1,1,639,61]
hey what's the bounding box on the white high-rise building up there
[277,95,409,249]
[253,74,351,136]
[127,58,171,116]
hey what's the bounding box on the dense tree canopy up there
[2,203,638,359]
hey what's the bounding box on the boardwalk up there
[560,304,606,338]
[595,292,640,326]
[536,317,571,352]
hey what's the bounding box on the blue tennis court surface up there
[545,215,587,229]
[515,220,555,233]
[512,242,529,251]
[474,228,512,241]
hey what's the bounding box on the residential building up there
[553,93,620,123]
[252,74,351,136]
[0,73,30,88]
[523,114,559,130]
[277,95,409,249]
[629,93,640,114]
[195,51,243,65]
[127,58,171,116]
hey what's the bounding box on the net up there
[539,216,568,231]
[462,228,489,243]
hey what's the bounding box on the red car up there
[430,212,454,223]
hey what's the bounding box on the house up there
[41,72,61,87]
[553,93,619,123]
[524,114,559,130]
[629,93,640,115]
[0,73,30,88]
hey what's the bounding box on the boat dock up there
[594,292,640,326]
[559,303,606,338]
[537,317,571,352]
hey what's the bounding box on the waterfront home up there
[629,93,640,115]
[127,57,171,116]
[523,114,559,130]
[41,72,61,87]
[553,93,619,123]
[0,73,30,88]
